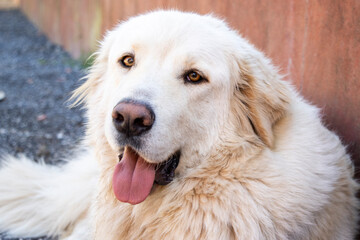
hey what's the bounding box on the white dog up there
[0,10,358,240]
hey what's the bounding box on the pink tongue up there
[112,147,155,204]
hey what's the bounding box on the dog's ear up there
[70,31,115,107]
[232,50,290,148]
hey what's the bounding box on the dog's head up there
[72,10,290,204]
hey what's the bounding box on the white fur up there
[0,152,98,238]
[0,10,358,239]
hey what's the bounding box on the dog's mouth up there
[112,146,180,205]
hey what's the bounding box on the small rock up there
[56,131,64,139]
[15,146,24,153]
[0,90,6,102]
[65,67,72,74]
[37,114,47,121]
[44,133,52,139]
[36,144,50,158]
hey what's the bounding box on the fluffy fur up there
[0,10,358,240]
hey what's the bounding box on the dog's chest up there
[94,176,265,239]
[94,178,234,238]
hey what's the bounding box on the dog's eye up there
[120,55,135,68]
[185,71,205,84]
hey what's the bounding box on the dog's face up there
[74,11,290,204]
[103,12,234,166]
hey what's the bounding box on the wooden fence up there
[19,0,360,172]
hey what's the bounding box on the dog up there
[0,10,358,240]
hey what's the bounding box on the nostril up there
[116,114,124,123]
[134,117,144,127]
[133,116,153,129]
[112,110,124,122]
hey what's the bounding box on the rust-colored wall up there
[19,0,360,172]
[0,0,19,9]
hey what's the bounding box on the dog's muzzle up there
[111,99,181,205]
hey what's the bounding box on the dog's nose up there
[112,101,155,137]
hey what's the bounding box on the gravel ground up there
[0,10,86,240]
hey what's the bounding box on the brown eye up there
[186,71,203,83]
[120,55,135,68]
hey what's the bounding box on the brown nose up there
[112,101,155,137]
